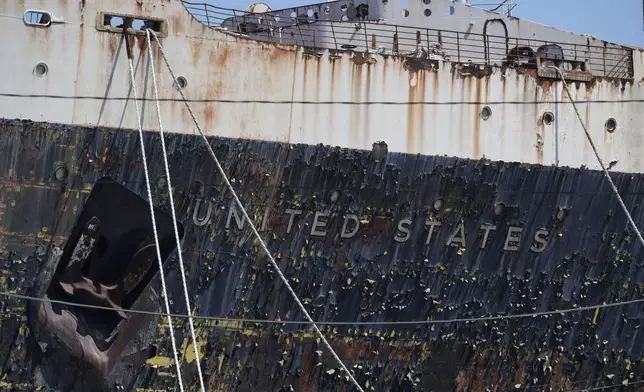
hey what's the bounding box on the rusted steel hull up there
[0,118,642,391]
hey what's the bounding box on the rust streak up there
[191,39,202,66]
[407,72,416,153]
[216,45,231,67]
[108,34,118,58]
[171,15,182,35]
[584,97,591,160]
[473,77,482,159]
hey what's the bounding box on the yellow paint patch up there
[146,355,174,368]
[181,336,206,363]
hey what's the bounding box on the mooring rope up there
[146,28,366,392]
[144,29,206,392]
[124,28,186,392]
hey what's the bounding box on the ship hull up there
[0,118,642,391]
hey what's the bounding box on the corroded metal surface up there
[0,119,642,391]
[186,0,633,80]
[0,0,644,172]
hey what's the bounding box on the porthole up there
[605,118,617,133]
[480,106,492,120]
[423,0,431,4]
[542,111,554,125]
[494,202,505,215]
[34,62,48,77]
[341,4,348,12]
[402,9,410,17]
[424,9,432,16]
[433,198,444,211]
[24,10,51,26]
[174,76,187,90]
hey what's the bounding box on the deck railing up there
[182,1,634,80]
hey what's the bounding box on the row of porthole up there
[479,106,617,132]
[32,62,188,90]
[29,60,619,135]
[402,8,432,18]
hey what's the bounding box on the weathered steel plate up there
[0,119,641,391]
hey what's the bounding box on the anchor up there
[27,177,183,376]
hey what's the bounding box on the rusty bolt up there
[157,176,167,190]
[54,167,68,181]
[330,190,341,203]
[555,207,568,221]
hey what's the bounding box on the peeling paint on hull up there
[0,118,643,391]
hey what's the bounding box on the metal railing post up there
[296,23,305,46]
[456,31,460,63]
[394,25,399,53]
[232,9,242,33]
[603,43,607,77]
[426,29,430,53]
[363,22,369,52]
[330,21,338,50]
[204,4,210,26]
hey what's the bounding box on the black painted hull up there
[0,118,642,391]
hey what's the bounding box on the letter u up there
[193,198,213,227]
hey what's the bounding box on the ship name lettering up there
[196,202,552,253]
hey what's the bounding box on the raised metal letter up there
[285,209,303,234]
[192,198,213,227]
[530,229,549,253]
[395,218,412,243]
[480,224,496,249]
[341,214,360,238]
[425,220,442,245]
[226,202,245,230]
[504,226,523,251]
[260,207,270,232]
[311,212,331,237]
[446,222,466,247]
